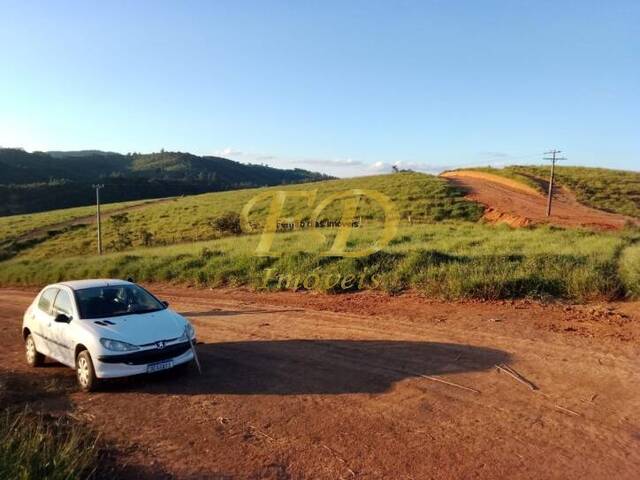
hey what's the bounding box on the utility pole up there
[543,150,566,217]
[92,184,104,254]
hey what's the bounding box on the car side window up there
[53,290,73,317]
[37,288,59,314]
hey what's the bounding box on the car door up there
[32,287,59,357]
[49,289,76,367]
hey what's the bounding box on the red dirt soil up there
[441,170,635,230]
[1,285,639,479]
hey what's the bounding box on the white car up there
[22,279,196,391]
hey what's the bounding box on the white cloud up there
[216,147,243,156]
[217,150,370,177]
[369,161,388,171]
[207,148,492,178]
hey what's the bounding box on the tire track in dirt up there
[441,170,635,230]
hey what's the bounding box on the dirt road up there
[17,197,175,242]
[1,286,639,479]
[441,170,633,229]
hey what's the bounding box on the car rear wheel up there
[25,334,44,367]
[76,350,98,392]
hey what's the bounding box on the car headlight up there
[100,338,140,352]
[180,323,195,341]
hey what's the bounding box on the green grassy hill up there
[1,172,481,260]
[459,165,640,218]
[511,166,640,218]
[1,170,640,301]
[0,199,163,261]
[0,200,149,242]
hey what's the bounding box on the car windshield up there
[75,285,165,319]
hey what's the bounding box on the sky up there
[0,0,638,177]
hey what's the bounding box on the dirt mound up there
[482,207,533,227]
[442,170,634,230]
[443,170,541,196]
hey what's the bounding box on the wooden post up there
[92,184,104,254]
[543,150,566,217]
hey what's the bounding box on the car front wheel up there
[76,350,98,392]
[25,334,44,367]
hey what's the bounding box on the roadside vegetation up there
[1,171,639,302]
[0,372,101,480]
[619,243,640,299]
[0,409,98,480]
[2,222,638,301]
[0,369,156,479]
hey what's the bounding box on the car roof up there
[53,279,133,291]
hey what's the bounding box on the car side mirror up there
[161,301,169,307]
[54,313,71,323]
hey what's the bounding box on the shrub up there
[211,212,242,235]
[139,229,154,247]
[108,213,133,251]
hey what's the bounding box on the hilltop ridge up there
[0,148,332,216]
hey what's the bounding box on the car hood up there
[84,309,187,346]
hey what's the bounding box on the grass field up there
[461,165,640,218]
[2,222,638,301]
[0,199,154,243]
[0,198,166,262]
[1,171,639,301]
[511,166,640,219]
[619,243,640,299]
[6,173,481,259]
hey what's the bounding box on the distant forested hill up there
[0,149,332,215]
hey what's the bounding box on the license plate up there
[147,360,174,373]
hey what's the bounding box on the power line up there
[543,150,566,217]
